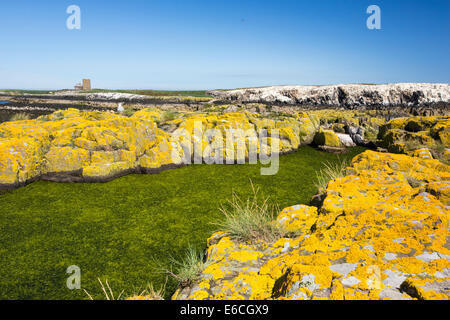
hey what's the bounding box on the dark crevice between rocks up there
[271,268,291,299]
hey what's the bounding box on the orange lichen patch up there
[276,205,318,234]
[198,279,210,290]
[203,263,226,280]
[228,250,263,263]
[175,150,450,301]
[191,290,210,300]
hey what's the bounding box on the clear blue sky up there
[0,0,449,90]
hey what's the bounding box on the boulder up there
[378,116,450,163]
[314,129,341,147]
[336,133,356,147]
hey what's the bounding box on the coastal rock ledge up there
[207,83,450,107]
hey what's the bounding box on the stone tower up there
[82,79,91,91]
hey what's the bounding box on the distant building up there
[74,79,91,91]
[82,79,91,91]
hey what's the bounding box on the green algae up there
[0,146,365,299]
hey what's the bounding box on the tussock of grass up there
[314,157,350,192]
[10,113,30,121]
[162,247,210,287]
[406,175,422,188]
[122,108,136,117]
[404,139,423,151]
[129,279,167,300]
[83,278,124,300]
[214,182,285,243]
[430,142,449,165]
[161,110,177,122]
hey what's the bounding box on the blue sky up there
[0,0,449,90]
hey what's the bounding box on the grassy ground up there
[0,146,365,300]
[0,89,55,94]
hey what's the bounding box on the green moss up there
[0,146,365,300]
[122,108,136,117]
[160,111,177,122]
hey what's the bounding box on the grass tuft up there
[121,108,136,117]
[314,157,350,192]
[160,110,177,122]
[214,182,284,243]
[83,278,125,300]
[158,246,210,288]
[9,113,30,121]
[128,279,167,300]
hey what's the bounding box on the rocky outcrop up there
[314,129,342,147]
[3,106,448,189]
[0,108,185,188]
[173,151,450,300]
[207,83,450,108]
[0,109,312,189]
[378,116,450,163]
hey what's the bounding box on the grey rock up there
[379,288,412,300]
[341,276,360,287]
[382,269,408,289]
[329,263,358,276]
[336,133,356,147]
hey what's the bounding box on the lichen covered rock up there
[378,116,450,163]
[0,108,315,188]
[314,129,342,147]
[169,111,309,161]
[0,108,180,187]
[174,151,450,300]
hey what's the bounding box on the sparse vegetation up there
[122,108,136,117]
[129,281,166,300]
[163,247,210,287]
[406,175,422,188]
[161,110,177,122]
[9,113,30,121]
[314,157,350,192]
[404,139,423,151]
[0,89,55,95]
[37,115,50,122]
[430,142,448,164]
[83,278,125,300]
[214,182,285,243]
